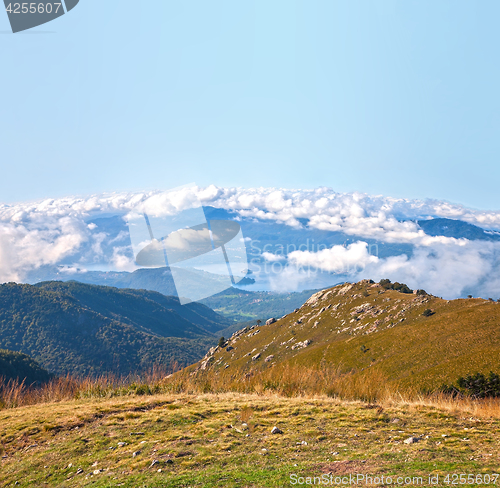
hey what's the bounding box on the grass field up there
[1,392,500,487]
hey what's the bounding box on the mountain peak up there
[185,279,500,391]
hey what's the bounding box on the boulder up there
[403,437,420,444]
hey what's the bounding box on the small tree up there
[218,336,226,348]
[379,279,391,289]
[256,319,262,326]
[467,295,473,299]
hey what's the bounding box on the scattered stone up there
[93,469,102,475]
[117,442,127,447]
[67,463,73,468]
[157,469,162,473]
[166,459,174,464]
[390,418,401,423]
[291,339,312,350]
[271,426,283,434]
[130,432,145,436]
[76,468,83,475]
[132,451,141,457]
[294,308,300,312]
[265,355,274,362]
[331,452,339,456]
[301,441,308,445]
[151,460,159,468]
[252,353,261,361]
[200,356,214,370]
[403,437,420,444]
[266,318,276,325]
[226,346,233,352]
[92,462,98,467]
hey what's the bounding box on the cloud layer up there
[1,186,500,298]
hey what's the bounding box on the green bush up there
[379,279,392,289]
[379,279,413,294]
[422,309,434,317]
[444,372,500,398]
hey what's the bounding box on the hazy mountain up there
[199,287,326,325]
[417,218,500,241]
[23,211,500,299]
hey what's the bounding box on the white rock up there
[403,437,419,444]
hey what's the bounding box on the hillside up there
[0,349,52,385]
[0,282,228,377]
[34,281,230,334]
[188,280,500,391]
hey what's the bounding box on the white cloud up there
[1,185,500,298]
[262,252,287,263]
[279,239,500,299]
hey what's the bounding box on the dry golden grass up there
[2,390,500,487]
[3,363,500,421]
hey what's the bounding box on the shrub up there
[379,279,413,294]
[416,289,427,296]
[422,308,434,317]
[456,372,500,398]
[218,337,226,348]
[379,279,392,289]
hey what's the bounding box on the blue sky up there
[1,0,499,209]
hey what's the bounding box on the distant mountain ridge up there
[24,212,499,298]
[417,218,500,241]
[0,282,229,377]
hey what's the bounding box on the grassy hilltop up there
[185,280,500,393]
